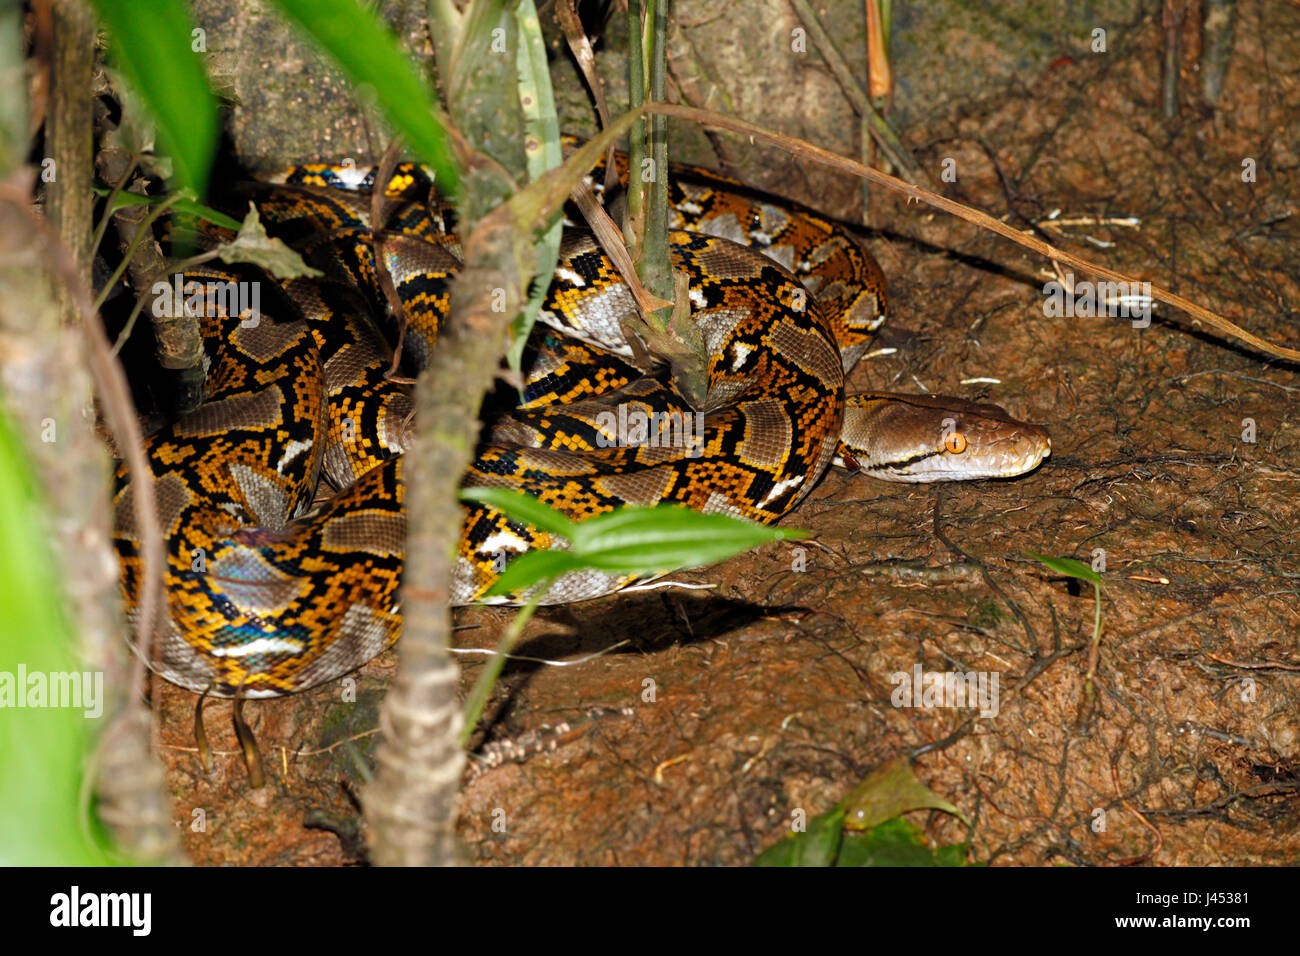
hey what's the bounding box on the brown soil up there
[159,3,1300,866]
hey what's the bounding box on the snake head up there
[837,393,1051,482]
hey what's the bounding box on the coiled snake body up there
[112,146,1050,698]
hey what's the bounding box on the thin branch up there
[88,152,139,261]
[0,177,164,702]
[642,102,1300,364]
[555,0,617,194]
[92,193,181,311]
[787,0,929,186]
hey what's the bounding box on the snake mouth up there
[867,445,1049,482]
[904,425,1052,482]
[960,430,1052,480]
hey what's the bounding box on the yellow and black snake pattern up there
[112,144,1050,698]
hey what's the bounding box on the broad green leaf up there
[754,804,847,867]
[755,762,971,867]
[459,486,577,540]
[842,757,969,830]
[483,549,586,599]
[0,411,110,864]
[213,204,323,279]
[89,0,218,196]
[269,0,459,194]
[1026,551,1103,585]
[836,818,969,867]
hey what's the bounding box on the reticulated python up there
[111,143,1050,698]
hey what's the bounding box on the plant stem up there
[459,590,543,746]
[624,0,647,258]
[92,194,182,312]
[641,0,672,317]
[1083,580,1103,707]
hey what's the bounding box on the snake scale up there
[111,142,1051,699]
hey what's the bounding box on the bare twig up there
[44,0,95,275]
[642,102,1300,364]
[555,0,617,195]
[787,0,929,187]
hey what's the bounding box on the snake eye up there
[944,431,968,454]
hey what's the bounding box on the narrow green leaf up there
[459,486,577,539]
[506,0,563,376]
[269,0,459,194]
[503,107,644,238]
[93,186,242,231]
[1026,551,1103,585]
[483,549,586,599]
[464,496,799,598]
[88,0,218,196]
[570,505,803,572]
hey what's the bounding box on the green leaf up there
[461,493,798,600]
[503,107,644,238]
[754,804,847,867]
[213,204,324,279]
[506,0,563,376]
[1026,551,1103,585]
[269,0,459,195]
[842,757,969,830]
[93,186,242,232]
[88,0,218,196]
[0,410,111,864]
[459,486,577,540]
[755,762,971,867]
[836,818,969,867]
[484,550,586,599]
[569,506,803,573]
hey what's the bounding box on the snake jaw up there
[955,420,1052,481]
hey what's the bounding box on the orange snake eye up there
[944,431,968,454]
